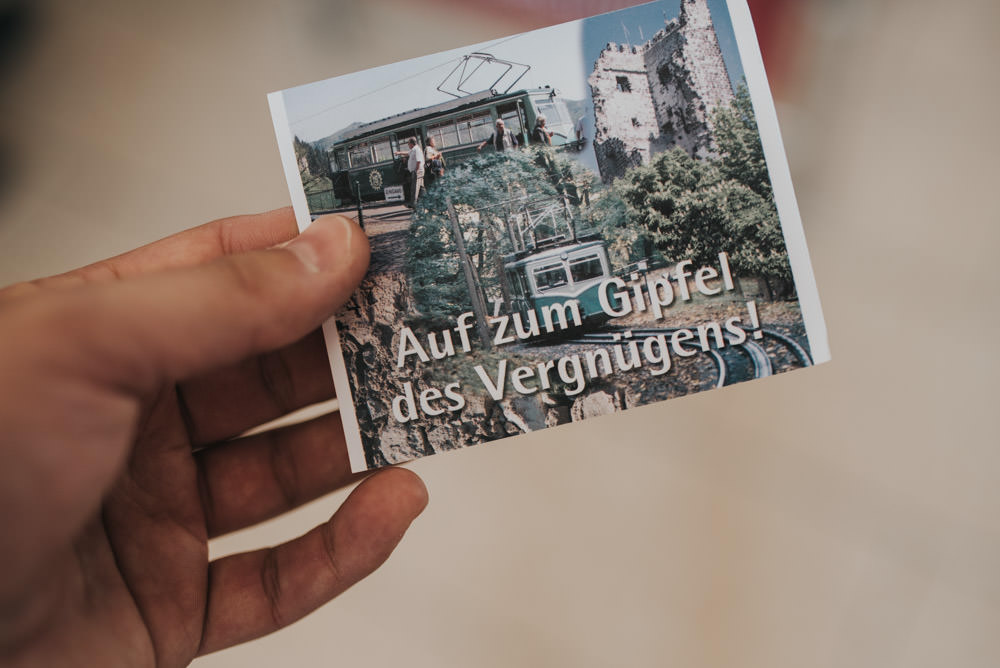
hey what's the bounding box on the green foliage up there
[584,191,633,266]
[711,84,772,200]
[294,136,331,181]
[294,136,336,212]
[406,149,591,322]
[406,84,794,318]
[607,146,790,285]
[593,84,792,290]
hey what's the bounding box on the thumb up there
[30,214,368,394]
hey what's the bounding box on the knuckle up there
[257,349,296,415]
[220,254,270,302]
[216,218,238,256]
[319,520,345,585]
[259,549,286,629]
[267,431,300,509]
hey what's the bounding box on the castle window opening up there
[616,76,632,93]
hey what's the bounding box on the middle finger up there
[177,328,334,446]
[196,410,362,538]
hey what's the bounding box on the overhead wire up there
[288,32,528,128]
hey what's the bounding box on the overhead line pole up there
[446,197,492,349]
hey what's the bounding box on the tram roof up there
[336,87,555,145]
[504,239,606,269]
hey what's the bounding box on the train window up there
[472,113,494,142]
[569,256,604,283]
[372,139,394,164]
[347,143,373,168]
[534,100,567,126]
[532,263,569,292]
[501,109,523,136]
[457,119,473,145]
[333,150,348,171]
[430,109,492,148]
[427,122,459,149]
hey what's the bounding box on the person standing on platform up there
[395,137,424,207]
[424,136,445,186]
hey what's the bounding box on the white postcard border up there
[724,0,831,364]
[268,91,368,473]
[268,0,831,473]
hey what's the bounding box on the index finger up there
[11,214,368,396]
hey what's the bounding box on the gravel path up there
[362,206,412,274]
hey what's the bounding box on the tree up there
[293,136,331,181]
[711,83,772,200]
[406,149,592,322]
[607,146,791,291]
[294,136,335,211]
[585,189,633,267]
[588,84,795,295]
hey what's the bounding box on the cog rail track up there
[563,326,811,388]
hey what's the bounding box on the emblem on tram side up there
[368,170,383,190]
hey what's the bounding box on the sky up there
[284,21,586,142]
[283,0,746,144]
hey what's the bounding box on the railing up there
[306,189,338,213]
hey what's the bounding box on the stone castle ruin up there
[589,0,735,181]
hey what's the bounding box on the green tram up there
[502,236,613,327]
[329,87,579,204]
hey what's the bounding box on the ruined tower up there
[589,0,736,181]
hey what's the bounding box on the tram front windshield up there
[533,99,570,128]
[533,263,569,292]
[569,255,603,283]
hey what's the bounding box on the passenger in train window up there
[532,115,554,146]
[477,118,519,152]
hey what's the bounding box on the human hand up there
[0,209,427,667]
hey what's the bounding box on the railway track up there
[564,325,812,388]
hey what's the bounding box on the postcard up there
[268,0,830,473]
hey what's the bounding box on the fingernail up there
[285,216,355,273]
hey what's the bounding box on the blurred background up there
[0,0,997,666]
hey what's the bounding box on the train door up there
[329,148,354,204]
[496,102,526,146]
[395,127,425,201]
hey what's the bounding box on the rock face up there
[339,204,776,468]
[589,0,735,181]
[339,259,654,467]
[338,265,561,468]
[570,390,624,421]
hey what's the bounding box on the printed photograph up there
[271,0,828,471]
